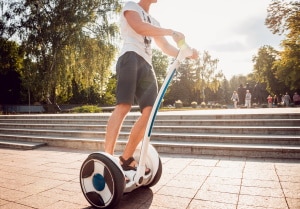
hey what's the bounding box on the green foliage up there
[252,46,280,93]
[152,49,169,88]
[0,38,24,74]
[3,0,298,106]
[0,38,24,104]
[70,105,102,113]
[193,51,223,103]
[219,77,231,104]
[3,0,121,104]
[273,36,300,91]
[161,51,225,106]
[101,73,117,106]
[266,0,299,35]
[264,0,300,92]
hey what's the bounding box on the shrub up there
[200,102,206,108]
[215,103,221,108]
[261,104,268,108]
[191,101,197,108]
[175,100,183,108]
[71,105,102,113]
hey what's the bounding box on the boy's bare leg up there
[121,106,152,165]
[104,103,131,155]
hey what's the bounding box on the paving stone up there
[188,199,236,209]
[156,186,198,198]
[242,179,281,189]
[15,194,58,209]
[0,199,9,206]
[238,195,288,208]
[0,187,31,202]
[150,194,191,208]
[240,186,285,197]
[0,146,299,209]
[237,205,279,209]
[201,183,240,194]
[210,167,243,179]
[44,200,87,209]
[195,190,239,205]
[0,202,34,209]
[286,197,300,209]
[205,176,242,186]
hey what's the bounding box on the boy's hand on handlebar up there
[172,31,185,44]
[189,48,199,60]
[171,31,198,60]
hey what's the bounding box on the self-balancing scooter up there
[79,41,193,209]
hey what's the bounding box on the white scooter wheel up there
[133,143,162,187]
[80,153,125,209]
[145,156,162,187]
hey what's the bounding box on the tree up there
[266,0,299,35]
[194,51,223,103]
[101,73,117,106]
[0,38,23,75]
[152,49,169,88]
[252,46,277,90]
[274,38,300,91]
[265,0,300,91]
[4,0,121,104]
[229,74,247,93]
[220,77,231,104]
[0,38,24,104]
[252,45,288,101]
[163,51,224,106]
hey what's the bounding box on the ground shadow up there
[82,187,154,209]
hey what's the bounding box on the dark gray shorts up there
[116,52,158,111]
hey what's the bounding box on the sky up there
[129,0,283,79]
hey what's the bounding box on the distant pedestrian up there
[267,95,273,108]
[273,95,279,107]
[231,91,239,108]
[245,90,251,108]
[293,92,300,106]
[238,84,246,106]
[283,92,291,107]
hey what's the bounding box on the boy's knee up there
[115,103,131,115]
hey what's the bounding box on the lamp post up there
[26,61,32,114]
[200,69,205,103]
[28,86,31,114]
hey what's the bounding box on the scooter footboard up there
[133,143,160,184]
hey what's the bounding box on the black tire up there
[80,153,125,209]
[145,157,162,187]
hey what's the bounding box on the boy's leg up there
[104,103,131,155]
[121,106,152,163]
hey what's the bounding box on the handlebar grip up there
[176,40,193,61]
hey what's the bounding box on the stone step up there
[1,118,299,126]
[0,121,300,132]
[153,142,300,159]
[0,111,299,120]
[0,109,299,159]
[0,130,299,146]
[0,134,298,159]
[0,139,46,150]
[0,124,299,135]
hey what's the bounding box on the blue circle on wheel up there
[93,173,106,191]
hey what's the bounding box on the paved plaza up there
[0,146,299,209]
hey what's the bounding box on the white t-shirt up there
[119,1,160,65]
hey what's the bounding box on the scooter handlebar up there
[176,40,193,61]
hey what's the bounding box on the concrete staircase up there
[0,109,299,159]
